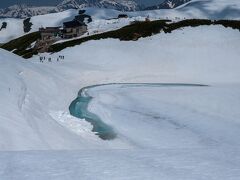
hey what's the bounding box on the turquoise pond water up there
[69,94,117,140]
[69,83,207,140]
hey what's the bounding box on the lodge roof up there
[63,20,86,28]
[39,27,61,33]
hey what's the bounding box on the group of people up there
[39,55,65,63]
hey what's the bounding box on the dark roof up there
[63,20,86,28]
[45,27,61,29]
[75,14,92,23]
[39,27,61,33]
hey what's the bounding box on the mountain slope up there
[1,0,240,44]
[0,14,240,179]
[58,0,141,11]
[145,0,191,10]
[0,0,140,18]
[0,4,59,19]
[1,25,240,151]
[176,0,240,19]
[0,9,79,43]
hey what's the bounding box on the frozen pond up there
[69,83,240,150]
[69,83,207,140]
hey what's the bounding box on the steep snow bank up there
[0,50,105,150]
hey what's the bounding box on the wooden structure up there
[36,27,61,53]
[63,20,87,39]
[39,27,61,41]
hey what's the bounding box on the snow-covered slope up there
[132,0,240,20]
[0,9,79,43]
[0,25,240,150]
[0,0,140,18]
[58,0,141,11]
[1,0,240,44]
[97,0,140,11]
[0,4,59,19]
[0,8,139,43]
[1,0,240,20]
[0,18,24,43]
[176,0,240,19]
[145,0,191,10]
[1,148,240,180]
[0,50,103,150]
[0,8,125,43]
[30,10,79,32]
[0,25,240,179]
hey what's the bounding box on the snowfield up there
[86,83,240,149]
[177,0,240,19]
[1,149,240,180]
[0,25,240,179]
[0,18,24,43]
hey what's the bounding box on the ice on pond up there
[69,83,207,140]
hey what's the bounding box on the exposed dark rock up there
[23,18,33,33]
[118,14,128,18]
[0,22,7,31]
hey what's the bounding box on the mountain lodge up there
[63,20,87,39]
[36,16,88,52]
[39,27,61,41]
